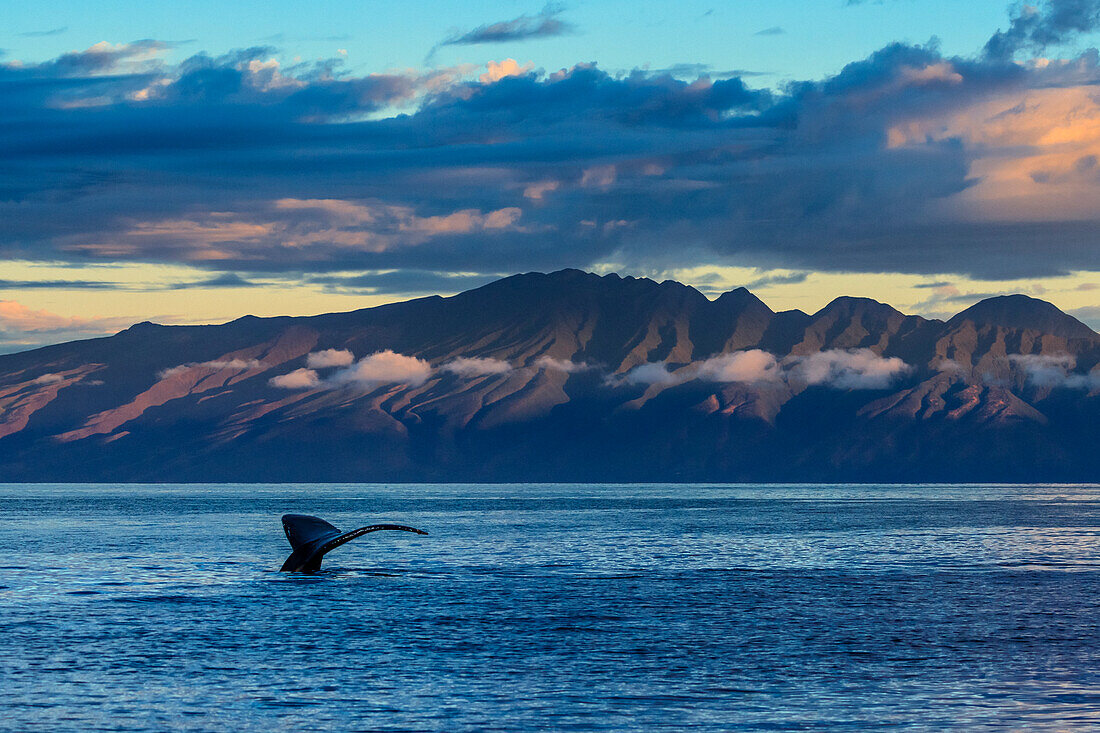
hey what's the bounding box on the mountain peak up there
[948,294,1097,340]
[123,321,163,332]
[715,286,773,314]
[815,296,903,319]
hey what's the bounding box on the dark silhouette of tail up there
[280,514,427,572]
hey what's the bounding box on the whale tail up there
[280,514,427,572]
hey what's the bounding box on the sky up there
[2,0,1100,351]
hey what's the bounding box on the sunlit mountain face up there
[0,270,1097,481]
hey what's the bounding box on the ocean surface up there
[3,484,1100,731]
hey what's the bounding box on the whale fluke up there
[279,514,427,572]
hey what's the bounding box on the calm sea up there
[3,483,1100,731]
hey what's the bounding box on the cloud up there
[442,356,513,377]
[1069,305,1100,329]
[786,349,911,389]
[741,272,809,290]
[4,8,1100,285]
[32,373,65,385]
[274,351,514,390]
[0,300,140,353]
[25,39,175,80]
[580,165,617,188]
[1010,353,1100,389]
[535,356,591,373]
[0,300,133,336]
[437,4,574,47]
[620,362,680,386]
[613,348,905,390]
[0,273,264,292]
[523,180,560,200]
[158,358,264,379]
[270,350,433,389]
[0,279,119,289]
[934,358,966,374]
[306,270,498,295]
[183,273,257,288]
[694,350,782,383]
[984,0,1100,60]
[649,63,773,79]
[270,367,321,389]
[0,300,97,332]
[306,348,355,368]
[911,286,1004,314]
[330,350,432,387]
[19,27,68,38]
[480,59,535,83]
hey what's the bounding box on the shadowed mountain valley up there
[1,270,1098,481]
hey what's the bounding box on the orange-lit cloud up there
[0,300,128,333]
[480,59,534,83]
[306,349,355,368]
[887,70,1100,221]
[270,368,322,389]
[331,350,432,387]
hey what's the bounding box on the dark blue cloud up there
[0,279,117,289]
[423,64,769,128]
[437,4,575,47]
[1,28,1099,283]
[648,63,773,78]
[984,0,1100,60]
[742,272,809,289]
[37,39,173,77]
[307,270,500,295]
[176,273,258,289]
[18,27,68,38]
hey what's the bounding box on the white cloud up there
[1010,354,1100,389]
[934,358,965,373]
[442,356,513,377]
[331,350,432,387]
[621,362,679,386]
[786,349,911,390]
[269,368,321,389]
[264,198,526,253]
[158,358,264,379]
[31,373,65,385]
[615,352,784,388]
[693,350,781,383]
[610,349,904,390]
[306,348,355,368]
[535,356,590,373]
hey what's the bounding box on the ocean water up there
[3,484,1100,731]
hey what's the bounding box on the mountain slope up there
[0,270,1097,481]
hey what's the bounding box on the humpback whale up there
[280,514,427,572]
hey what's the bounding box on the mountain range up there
[1,269,1098,482]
